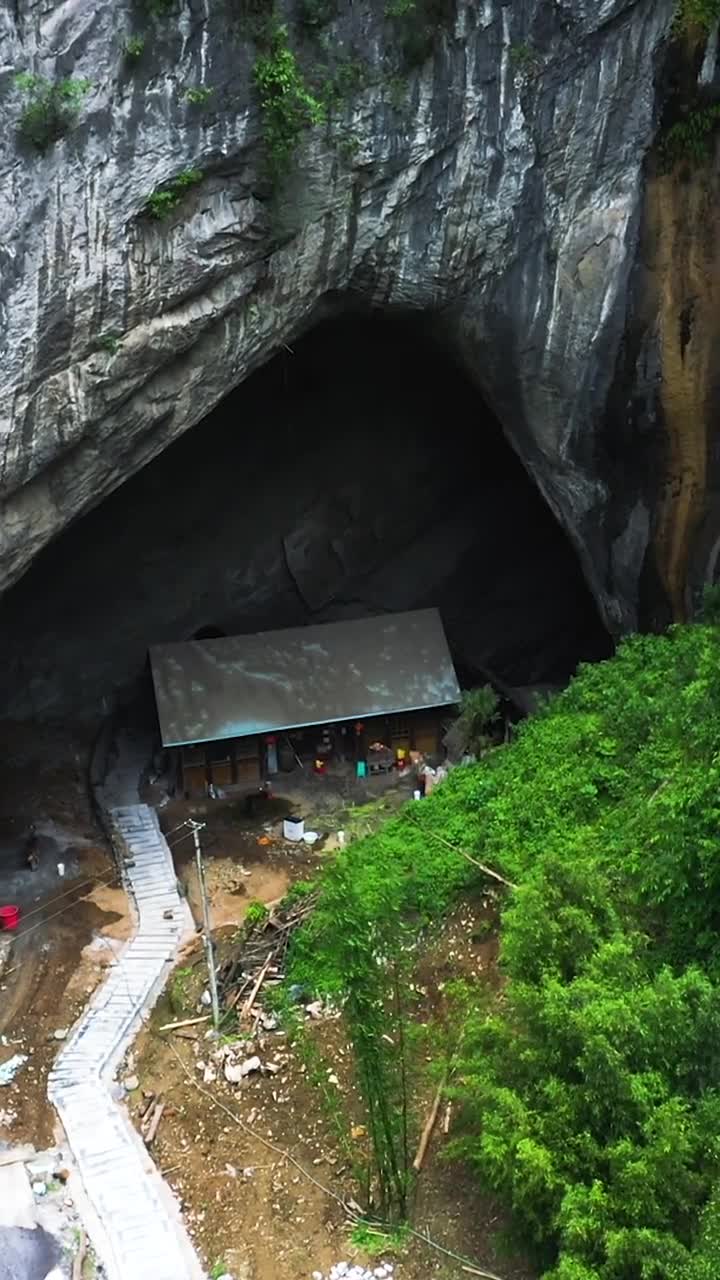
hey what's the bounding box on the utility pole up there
[189,820,220,1031]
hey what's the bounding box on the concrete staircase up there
[48,804,205,1280]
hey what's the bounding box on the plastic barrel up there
[0,905,21,931]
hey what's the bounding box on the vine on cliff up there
[253,22,325,180]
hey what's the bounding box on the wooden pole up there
[412,1073,447,1173]
[191,821,220,1030]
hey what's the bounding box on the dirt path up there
[0,861,131,1146]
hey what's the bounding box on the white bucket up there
[413,790,421,801]
[283,817,305,842]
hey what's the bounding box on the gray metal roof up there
[150,609,460,748]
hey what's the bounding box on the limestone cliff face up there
[632,157,720,622]
[0,0,674,633]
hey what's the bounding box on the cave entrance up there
[0,310,611,727]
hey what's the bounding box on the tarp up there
[150,608,460,748]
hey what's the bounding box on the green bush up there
[96,333,121,355]
[244,899,269,928]
[319,58,370,109]
[509,41,542,77]
[184,86,213,105]
[253,24,325,179]
[299,0,336,31]
[386,0,455,69]
[145,167,203,219]
[15,74,91,150]
[144,0,175,15]
[450,684,500,756]
[702,583,720,623]
[675,0,720,32]
[124,35,146,60]
[660,103,720,168]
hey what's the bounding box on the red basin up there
[0,905,21,931]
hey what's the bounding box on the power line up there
[9,868,120,926]
[4,868,123,946]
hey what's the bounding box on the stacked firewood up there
[217,892,318,1019]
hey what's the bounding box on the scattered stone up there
[240,1055,262,1077]
[200,990,212,1007]
[202,1064,217,1084]
[123,1075,139,1092]
[312,1263,394,1280]
[225,1054,262,1083]
[0,1054,28,1085]
[305,1001,323,1020]
[53,1028,68,1041]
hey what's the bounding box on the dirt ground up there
[0,726,535,1280]
[0,721,130,1146]
[131,883,537,1280]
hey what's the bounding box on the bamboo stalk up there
[158,1015,210,1032]
[406,815,517,890]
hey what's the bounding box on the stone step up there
[50,801,202,1279]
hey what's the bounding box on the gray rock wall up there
[0,0,674,632]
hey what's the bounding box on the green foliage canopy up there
[290,621,720,1271]
[447,623,720,1278]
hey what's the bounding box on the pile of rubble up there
[312,1263,394,1280]
[0,1143,102,1278]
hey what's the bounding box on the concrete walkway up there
[48,803,205,1280]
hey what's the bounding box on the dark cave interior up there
[0,311,612,726]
